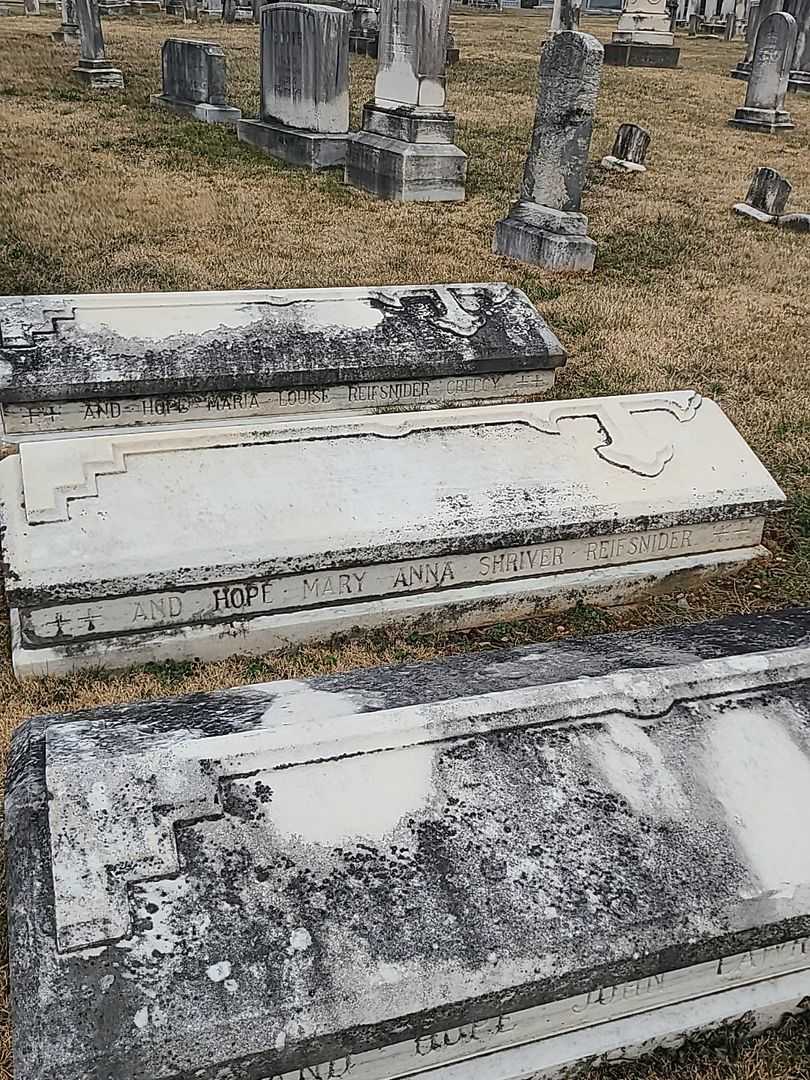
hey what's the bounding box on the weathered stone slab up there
[730,11,797,132]
[733,165,792,221]
[344,0,467,199]
[8,610,810,1080]
[237,4,351,170]
[0,284,565,437]
[601,122,650,171]
[150,38,241,126]
[0,391,784,676]
[493,31,602,272]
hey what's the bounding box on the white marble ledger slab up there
[0,283,565,435]
[6,614,810,1078]
[0,391,785,675]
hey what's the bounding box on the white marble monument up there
[237,3,351,170]
[604,0,681,66]
[0,391,784,676]
[0,284,565,437]
[344,0,467,200]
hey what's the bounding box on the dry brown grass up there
[1,10,810,1078]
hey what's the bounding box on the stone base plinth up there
[446,46,460,63]
[151,93,241,126]
[493,205,596,272]
[361,102,456,144]
[129,0,160,11]
[603,42,680,67]
[733,202,775,223]
[601,154,646,173]
[730,60,751,79]
[729,107,794,133]
[51,24,79,40]
[349,32,378,56]
[73,61,125,89]
[238,118,350,170]
[788,70,810,93]
[345,131,467,201]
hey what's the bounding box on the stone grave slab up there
[150,38,241,125]
[0,390,784,676]
[0,284,565,437]
[8,610,810,1080]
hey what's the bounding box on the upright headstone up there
[23,0,40,14]
[51,0,80,42]
[348,3,379,55]
[724,10,737,34]
[733,165,792,219]
[785,0,810,89]
[605,0,680,66]
[493,31,602,273]
[344,0,468,201]
[206,0,222,15]
[237,4,351,170]
[182,0,198,20]
[729,11,796,131]
[151,39,241,125]
[72,0,124,88]
[731,0,774,78]
[688,10,699,31]
[221,0,235,18]
[601,122,650,171]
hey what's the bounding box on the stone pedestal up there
[730,11,797,131]
[493,31,602,272]
[605,0,680,66]
[73,56,125,86]
[52,0,80,43]
[72,0,125,89]
[601,122,650,171]
[345,0,467,200]
[129,0,161,11]
[151,38,241,125]
[237,3,351,171]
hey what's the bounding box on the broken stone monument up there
[0,284,566,437]
[604,0,680,66]
[237,4,351,170]
[8,610,810,1080]
[734,165,792,219]
[72,0,124,88]
[733,166,810,229]
[601,122,650,171]
[344,0,468,201]
[51,0,80,42]
[786,0,810,90]
[493,31,602,273]
[729,11,797,133]
[151,39,241,126]
[0,388,784,676]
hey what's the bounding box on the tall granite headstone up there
[151,39,241,125]
[72,0,124,88]
[344,0,468,201]
[785,0,810,89]
[493,31,602,273]
[237,3,351,170]
[51,0,80,42]
[605,0,680,66]
[729,11,796,132]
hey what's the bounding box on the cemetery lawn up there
[1,11,810,1079]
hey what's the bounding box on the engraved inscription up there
[571,974,665,1012]
[716,937,810,977]
[3,370,553,434]
[20,518,764,648]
